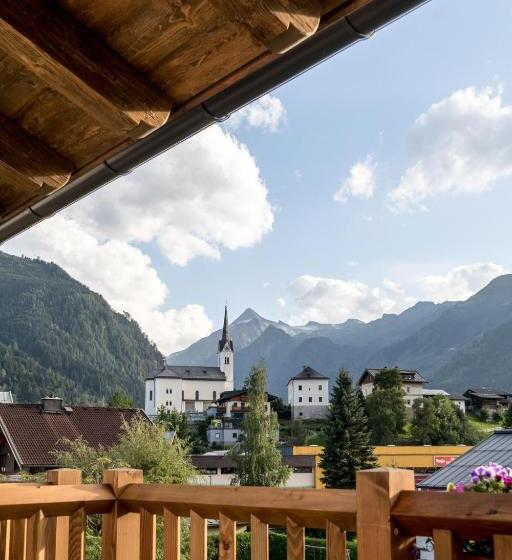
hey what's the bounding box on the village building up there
[144,306,234,418]
[422,389,469,414]
[358,368,427,411]
[287,366,329,420]
[0,397,145,474]
[463,387,512,414]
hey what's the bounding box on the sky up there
[5,0,512,355]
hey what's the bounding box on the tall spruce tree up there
[230,363,290,486]
[320,369,377,489]
[366,368,407,444]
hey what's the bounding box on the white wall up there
[288,379,329,419]
[196,470,314,488]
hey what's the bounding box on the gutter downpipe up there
[0,0,429,244]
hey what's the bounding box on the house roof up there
[149,365,226,382]
[464,388,512,400]
[422,389,469,402]
[358,368,427,385]
[216,389,278,404]
[418,430,512,490]
[0,403,146,468]
[288,366,330,384]
[0,1,429,244]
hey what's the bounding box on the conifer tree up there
[503,405,512,429]
[320,369,377,488]
[231,363,290,486]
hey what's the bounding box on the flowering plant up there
[447,462,512,493]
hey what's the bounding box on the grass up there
[467,414,503,433]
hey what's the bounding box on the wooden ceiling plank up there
[215,0,322,53]
[0,116,74,193]
[0,0,172,136]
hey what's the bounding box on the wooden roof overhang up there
[0,0,428,243]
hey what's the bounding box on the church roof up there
[218,305,234,352]
[287,366,329,384]
[149,365,226,381]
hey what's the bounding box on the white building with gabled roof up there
[144,306,234,418]
[287,366,329,420]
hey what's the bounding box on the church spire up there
[218,305,234,352]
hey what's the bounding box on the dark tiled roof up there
[358,368,427,385]
[217,389,278,403]
[0,404,145,468]
[288,366,329,384]
[418,430,512,490]
[149,365,226,381]
[464,387,512,399]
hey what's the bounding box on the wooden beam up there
[0,116,74,194]
[215,1,322,53]
[0,0,172,136]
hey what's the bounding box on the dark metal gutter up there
[0,0,429,244]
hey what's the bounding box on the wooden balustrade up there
[0,467,512,559]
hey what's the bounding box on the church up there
[144,307,234,418]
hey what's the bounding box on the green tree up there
[108,391,134,409]
[230,363,290,486]
[366,368,406,444]
[503,405,512,428]
[289,419,307,445]
[320,369,377,488]
[156,406,190,441]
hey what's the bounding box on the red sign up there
[434,456,456,467]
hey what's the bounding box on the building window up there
[166,401,169,406]
[182,390,184,400]
[293,467,313,474]
[213,391,217,401]
[195,390,199,401]
[200,468,217,475]
[406,386,410,393]
[308,397,312,403]
[298,385,302,391]
[319,385,322,391]
[319,397,323,403]
[221,467,236,474]
[215,433,220,439]
[298,397,302,403]
[225,356,230,365]
[170,389,172,394]
[299,412,303,417]
[149,390,153,401]
[232,432,238,439]
[406,400,411,405]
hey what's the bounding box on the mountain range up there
[169,276,512,398]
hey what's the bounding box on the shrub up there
[479,409,489,422]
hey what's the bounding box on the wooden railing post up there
[102,469,143,560]
[46,469,83,560]
[356,468,415,560]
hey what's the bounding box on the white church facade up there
[145,307,234,418]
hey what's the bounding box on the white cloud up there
[388,87,512,212]
[227,94,286,132]
[67,125,274,266]
[288,275,415,325]
[419,262,508,302]
[334,156,376,203]
[276,297,286,308]
[4,215,213,354]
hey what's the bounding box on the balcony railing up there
[0,467,511,560]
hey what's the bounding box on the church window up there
[195,390,199,401]
[225,357,230,365]
[213,391,217,400]
[170,389,172,394]
[149,390,153,401]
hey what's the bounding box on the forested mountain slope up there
[0,252,163,404]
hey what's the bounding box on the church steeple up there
[218,305,234,352]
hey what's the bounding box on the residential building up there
[0,397,146,474]
[463,387,512,414]
[358,368,427,411]
[144,306,234,418]
[422,389,469,413]
[287,366,329,420]
[191,452,316,488]
[0,392,13,404]
[206,388,279,446]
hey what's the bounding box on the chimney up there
[40,396,64,413]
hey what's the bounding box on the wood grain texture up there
[163,509,180,560]
[250,515,268,560]
[68,509,85,560]
[119,484,356,530]
[326,520,346,560]
[432,529,462,560]
[0,0,171,134]
[286,517,304,560]
[218,513,236,560]
[8,519,26,560]
[356,468,415,560]
[102,469,143,560]
[494,535,512,560]
[0,520,10,560]
[140,508,156,560]
[25,512,45,560]
[190,511,207,560]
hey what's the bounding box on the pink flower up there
[455,482,465,493]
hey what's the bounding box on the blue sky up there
[6,0,512,354]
